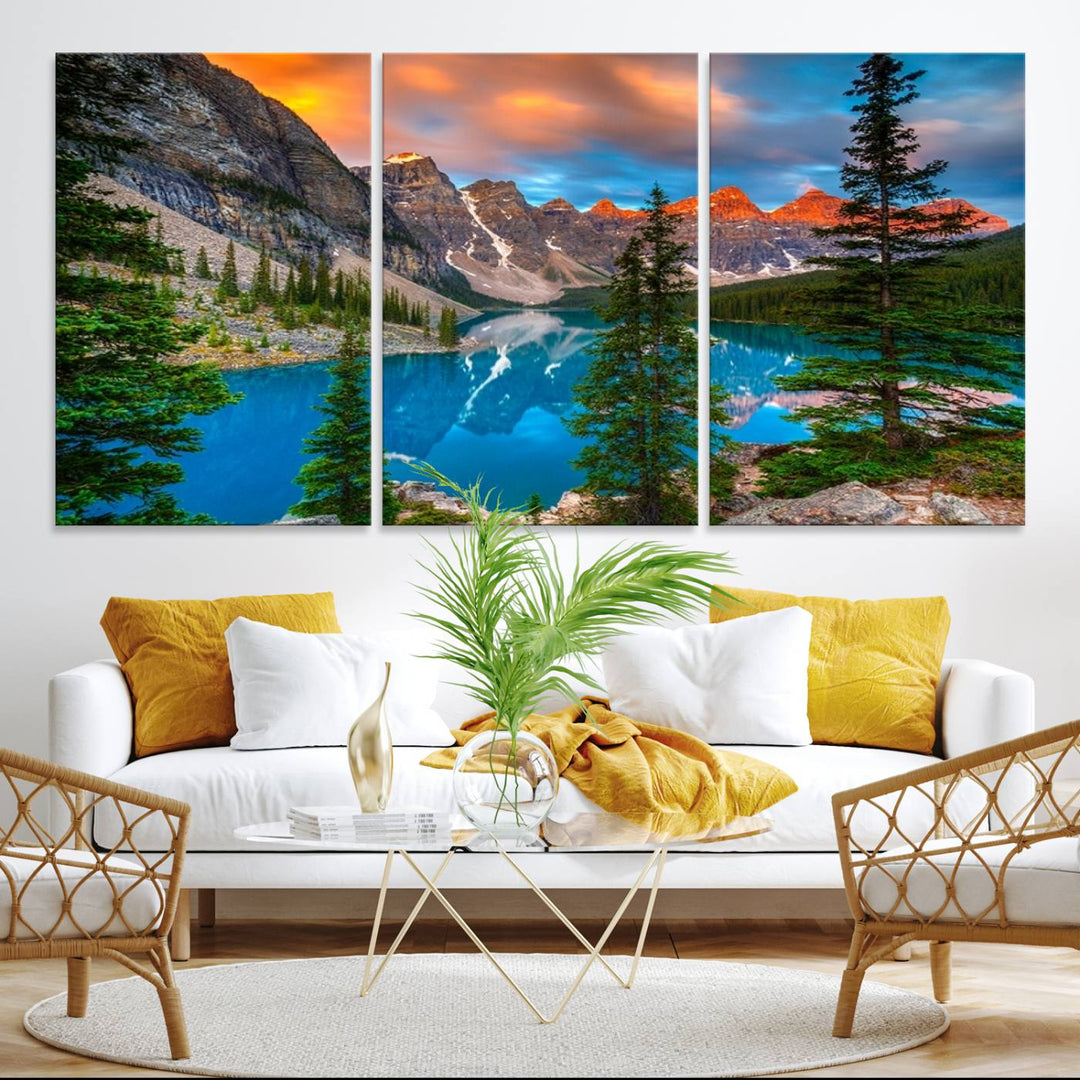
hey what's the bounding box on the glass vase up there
[452,728,558,840]
[347,662,393,813]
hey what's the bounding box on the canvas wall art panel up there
[56,53,373,525]
[380,53,699,525]
[708,53,1025,526]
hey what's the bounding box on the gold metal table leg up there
[544,848,665,1022]
[358,844,671,1023]
[627,847,667,988]
[362,849,455,996]
[493,845,640,988]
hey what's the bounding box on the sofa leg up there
[66,956,91,1017]
[172,889,191,962]
[198,888,216,928]
[930,940,952,1002]
[832,967,865,1038]
[892,938,912,961]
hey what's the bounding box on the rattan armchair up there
[0,747,191,1059]
[831,718,1080,1038]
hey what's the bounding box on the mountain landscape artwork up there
[56,53,373,525]
[708,53,1025,526]
[378,53,700,525]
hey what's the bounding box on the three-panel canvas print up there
[55,52,1025,527]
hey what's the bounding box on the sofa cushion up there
[225,618,453,749]
[0,848,164,940]
[860,836,1080,926]
[97,742,957,854]
[603,609,813,745]
[100,592,342,758]
[710,588,950,753]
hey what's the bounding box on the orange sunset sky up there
[384,53,697,209]
[204,53,371,167]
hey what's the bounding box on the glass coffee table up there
[236,810,770,1024]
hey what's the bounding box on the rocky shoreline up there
[712,442,1023,526]
[390,481,604,525]
[172,317,481,371]
[334,453,1025,527]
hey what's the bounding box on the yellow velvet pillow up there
[101,593,342,758]
[710,588,949,753]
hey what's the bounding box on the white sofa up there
[49,656,1033,953]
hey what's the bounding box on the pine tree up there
[194,245,212,279]
[777,54,1023,454]
[315,253,332,308]
[438,306,459,348]
[283,266,297,306]
[252,246,273,304]
[55,54,237,524]
[382,457,403,525]
[525,492,544,523]
[216,239,239,299]
[333,268,345,309]
[423,301,431,339]
[709,384,738,520]
[122,215,172,276]
[383,287,401,324]
[289,324,371,524]
[296,256,314,305]
[566,184,697,525]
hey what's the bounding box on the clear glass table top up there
[234,812,770,854]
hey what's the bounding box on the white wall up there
[2,0,1078,773]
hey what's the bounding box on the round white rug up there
[24,953,948,1077]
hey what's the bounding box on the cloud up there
[394,62,457,94]
[710,85,747,131]
[205,53,371,167]
[708,53,1024,220]
[384,53,697,207]
[914,117,964,136]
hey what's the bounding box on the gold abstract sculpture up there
[348,662,393,812]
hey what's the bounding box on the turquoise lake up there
[383,309,600,509]
[711,320,1025,443]
[122,313,1024,523]
[160,361,337,524]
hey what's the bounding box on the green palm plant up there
[409,463,737,823]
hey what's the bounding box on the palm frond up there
[408,463,738,732]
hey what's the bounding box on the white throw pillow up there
[225,617,454,749]
[601,608,813,745]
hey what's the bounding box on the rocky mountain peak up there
[709,186,767,220]
[382,153,450,186]
[666,195,698,216]
[922,198,1009,234]
[462,178,527,205]
[585,198,644,220]
[70,53,373,263]
[769,187,845,226]
[539,197,578,213]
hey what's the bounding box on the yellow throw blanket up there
[422,699,797,835]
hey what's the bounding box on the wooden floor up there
[3,919,1078,1077]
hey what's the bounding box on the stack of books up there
[287,805,452,845]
